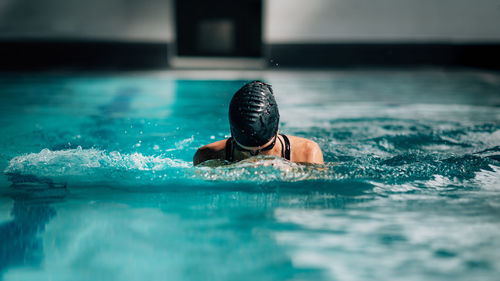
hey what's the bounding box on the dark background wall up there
[264,0,500,43]
[176,0,262,57]
[0,0,173,70]
[263,0,500,69]
[0,0,173,41]
[1,0,499,69]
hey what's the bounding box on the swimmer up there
[193,81,324,165]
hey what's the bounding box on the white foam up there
[4,146,190,178]
[474,165,500,190]
[194,155,333,182]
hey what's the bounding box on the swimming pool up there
[0,69,499,280]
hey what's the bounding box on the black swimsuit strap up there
[225,137,233,162]
[280,134,291,160]
[278,137,285,158]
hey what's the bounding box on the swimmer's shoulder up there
[286,135,324,164]
[193,139,228,165]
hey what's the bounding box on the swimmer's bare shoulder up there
[193,136,324,165]
[287,135,324,164]
[193,139,227,165]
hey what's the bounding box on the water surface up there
[0,70,499,280]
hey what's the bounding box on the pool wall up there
[1,0,500,70]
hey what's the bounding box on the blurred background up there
[0,0,499,70]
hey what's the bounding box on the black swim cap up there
[229,81,280,147]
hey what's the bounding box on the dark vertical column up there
[175,0,262,57]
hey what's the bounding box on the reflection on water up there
[274,193,500,281]
[0,185,66,278]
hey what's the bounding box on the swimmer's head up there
[229,81,280,147]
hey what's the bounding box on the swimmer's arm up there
[193,140,226,166]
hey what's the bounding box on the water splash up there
[4,147,190,187]
[194,156,334,182]
[4,146,500,189]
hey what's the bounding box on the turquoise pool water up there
[0,70,499,280]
